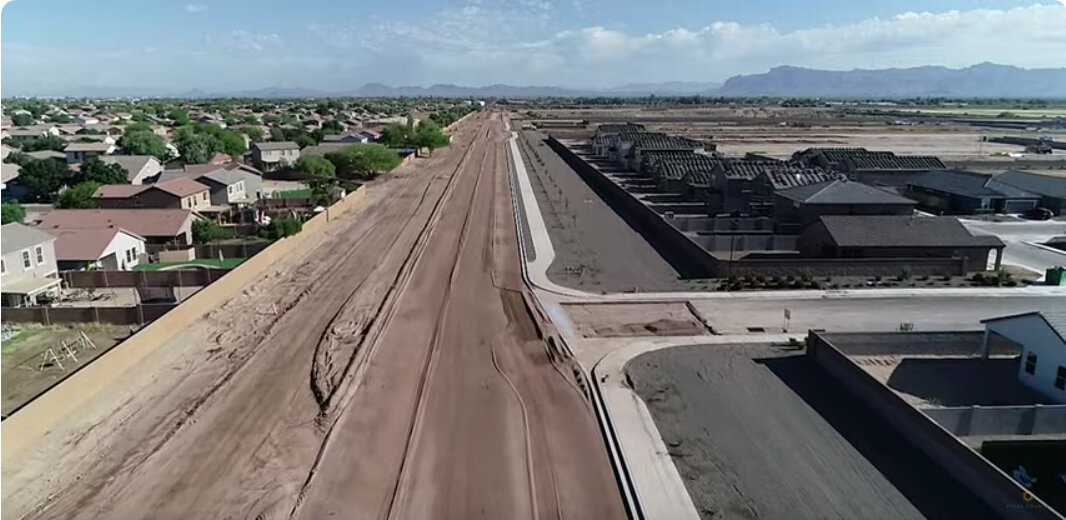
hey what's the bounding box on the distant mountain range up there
[715,63,1066,98]
[14,63,1066,99]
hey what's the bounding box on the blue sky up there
[2,0,1065,95]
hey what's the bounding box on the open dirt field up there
[1,324,132,417]
[3,112,623,520]
[518,130,714,292]
[627,344,999,520]
[564,302,709,337]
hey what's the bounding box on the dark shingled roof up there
[794,147,946,171]
[991,170,1066,199]
[777,179,916,205]
[816,215,1004,248]
[594,123,646,136]
[908,170,1040,199]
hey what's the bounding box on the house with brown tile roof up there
[93,177,211,211]
[51,227,146,271]
[38,209,197,245]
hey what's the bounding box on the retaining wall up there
[922,405,1066,437]
[808,332,1063,519]
[1,186,368,461]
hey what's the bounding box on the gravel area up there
[518,130,714,292]
[627,344,998,520]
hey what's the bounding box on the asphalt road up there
[961,219,1066,275]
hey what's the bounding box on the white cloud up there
[184,4,208,13]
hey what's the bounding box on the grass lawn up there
[1,326,50,358]
[134,257,247,271]
[273,189,312,198]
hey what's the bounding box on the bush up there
[1,202,26,224]
[260,215,302,240]
[192,219,237,243]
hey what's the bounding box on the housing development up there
[3,4,1066,520]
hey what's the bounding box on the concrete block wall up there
[923,405,1066,436]
[808,332,1063,519]
[1,186,368,461]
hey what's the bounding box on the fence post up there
[137,303,145,325]
[94,306,100,324]
[103,269,109,288]
[43,306,50,325]
[177,268,183,287]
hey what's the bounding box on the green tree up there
[192,218,236,243]
[124,122,154,134]
[321,120,344,135]
[239,126,264,141]
[120,131,167,158]
[168,109,191,126]
[56,181,101,209]
[260,215,302,240]
[269,127,286,141]
[413,121,451,156]
[242,115,261,125]
[18,158,73,201]
[293,155,336,177]
[81,157,129,184]
[325,144,402,180]
[1,202,26,224]
[379,123,413,147]
[12,113,34,126]
[48,113,72,123]
[7,135,66,152]
[216,130,247,156]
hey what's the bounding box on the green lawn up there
[272,189,312,198]
[134,257,247,271]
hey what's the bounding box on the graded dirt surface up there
[517,130,714,292]
[626,344,999,520]
[3,113,624,520]
[564,302,709,337]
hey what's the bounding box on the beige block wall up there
[1,187,368,461]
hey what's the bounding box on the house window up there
[227,185,233,194]
[1056,366,1066,391]
[22,250,32,268]
[1,259,6,274]
[35,246,44,264]
[1024,352,1038,375]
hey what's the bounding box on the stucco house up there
[51,227,146,271]
[93,177,211,211]
[1,222,60,306]
[250,141,299,171]
[65,141,116,165]
[101,155,164,184]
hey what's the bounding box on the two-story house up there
[1,223,60,306]
[101,155,164,184]
[65,141,116,165]
[250,141,300,171]
[93,177,211,210]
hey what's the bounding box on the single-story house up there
[94,177,211,210]
[51,227,146,271]
[1,222,60,306]
[773,179,916,229]
[981,311,1066,403]
[65,141,116,165]
[101,155,164,184]
[250,141,300,171]
[38,208,197,245]
[299,142,352,158]
[323,133,370,144]
[25,150,67,161]
[906,170,1041,215]
[989,170,1066,215]
[73,115,99,125]
[798,215,1005,272]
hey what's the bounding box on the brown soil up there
[3,113,624,520]
[565,302,709,337]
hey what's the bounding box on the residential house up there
[906,170,1041,215]
[980,311,1066,403]
[323,133,370,144]
[93,177,211,210]
[73,115,99,125]
[300,142,352,158]
[358,128,382,142]
[592,123,647,156]
[25,150,67,161]
[193,170,250,206]
[101,155,163,184]
[5,125,61,138]
[65,141,116,165]
[250,141,300,171]
[792,147,947,187]
[166,162,264,200]
[798,215,1004,272]
[51,227,146,271]
[38,209,197,245]
[989,170,1066,215]
[773,179,917,231]
[1,223,60,306]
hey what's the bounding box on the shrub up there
[260,215,302,240]
[192,219,237,243]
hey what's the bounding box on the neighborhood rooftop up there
[38,209,195,237]
[1,222,54,255]
[816,215,1005,248]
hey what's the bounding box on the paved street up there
[961,219,1066,276]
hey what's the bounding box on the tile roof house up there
[906,170,1041,215]
[101,155,163,184]
[798,215,1004,272]
[94,177,211,210]
[51,227,146,271]
[64,141,116,165]
[774,179,917,229]
[160,162,264,202]
[38,209,197,245]
[990,170,1066,215]
[1,223,60,306]
[250,141,300,171]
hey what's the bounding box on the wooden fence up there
[1,303,178,326]
[61,269,231,288]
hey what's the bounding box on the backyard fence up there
[61,269,231,288]
[1,303,178,326]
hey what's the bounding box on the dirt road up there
[3,112,624,520]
